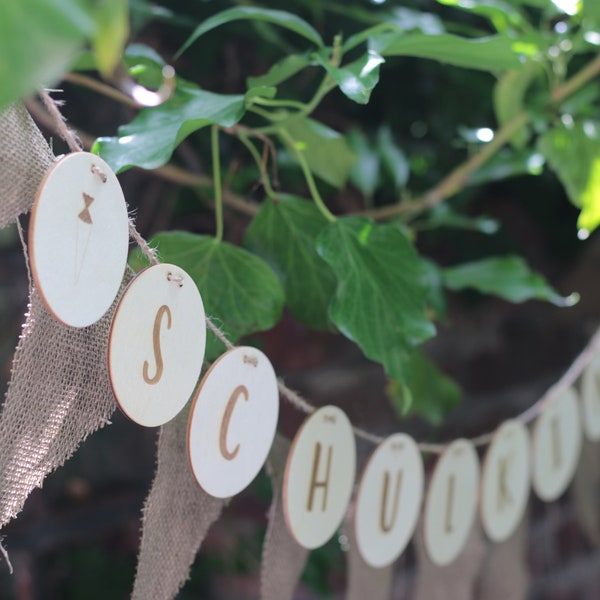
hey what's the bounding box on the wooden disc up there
[187,346,279,498]
[354,433,424,568]
[29,152,129,327]
[532,387,582,501]
[283,405,356,550]
[423,438,480,566]
[581,354,600,441]
[108,263,206,427]
[480,420,530,543]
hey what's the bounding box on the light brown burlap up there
[0,276,130,530]
[260,433,309,600]
[344,513,394,600]
[0,104,54,228]
[476,517,530,600]
[132,404,227,600]
[572,439,600,547]
[412,519,486,600]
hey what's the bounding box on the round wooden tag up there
[187,346,279,498]
[283,405,356,550]
[354,433,423,568]
[532,387,582,501]
[581,354,600,441]
[423,438,480,566]
[108,263,206,427]
[30,152,129,327]
[480,420,530,543]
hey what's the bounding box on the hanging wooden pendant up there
[532,386,582,501]
[581,353,600,441]
[354,433,424,568]
[423,438,480,566]
[480,419,530,543]
[187,346,279,498]
[283,405,356,550]
[29,152,129,327]
[108,263,206,427]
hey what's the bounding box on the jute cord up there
[37,92,600,455]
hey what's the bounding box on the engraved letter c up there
[142,304,172,385]
[220,385,249,460]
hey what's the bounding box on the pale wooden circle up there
[480,420,530,543]
[108,263,206,427]
[187,346,279,498]
[29,152,129,327]
[354,433,424,568]
[423,438,480,566]
[283,405,356,550]
[532,387,582,501]
[581,353,600,441]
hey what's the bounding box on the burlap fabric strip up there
[412,519,486,600]
[132,404,228,600]
[0,103,54,228]
[260,433,309,600]
[343,511,394,600]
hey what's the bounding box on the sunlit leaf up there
[177,6,324,57]
[538,122,600,233]
[369,32,523,71]
[317,217,436,382]
[443,255,579,306]
[91,0,129,76]
[93,81,265,172]
[244,195,336,330]
[132,231,284,360]
[316,49,384,104]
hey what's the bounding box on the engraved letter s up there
[143,304,172,385]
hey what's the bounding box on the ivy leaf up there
[91,0,129,76]
[387,350,461,424]
[123,43,166,90]
[0,0,94,110]
[93,81,254,172]
[493,63,539,149]
[132,232,284,361]
[537,122,600,234]
[369,32,522,71]
[417,204,499,235]
[377,126,409,191]
[347,128,381,198]
[281,118,357,189]
[316,217,436,382]
[247,53,313,88]
[316,49,384,105]
[442,255,579,307]
[244,195,336,330]
[436,0,526,31]
[177,6,324,57]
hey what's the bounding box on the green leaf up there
[347,129,381,198]
[417,204,500,234]
[369,32,523,71]
[247,53,313,88]
[468,148,545,186]
[93,81,249,172]
[442,255,579,306]
[377,126,409,190]
[133,232,284,360]
[538,122,600,234]
[436,0,526,31]
[387,350,460,424]
[177,6,324,58]
[91,0,129,76]
[316,217,436,382]
[0,0,95,110]
[493,63,539,149]
[281,118,357,189]
[583,0,600,21]
[316,49,384,105]
[244,195,336,330]
[123,43,166,90]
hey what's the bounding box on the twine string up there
[37,90,600,455]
